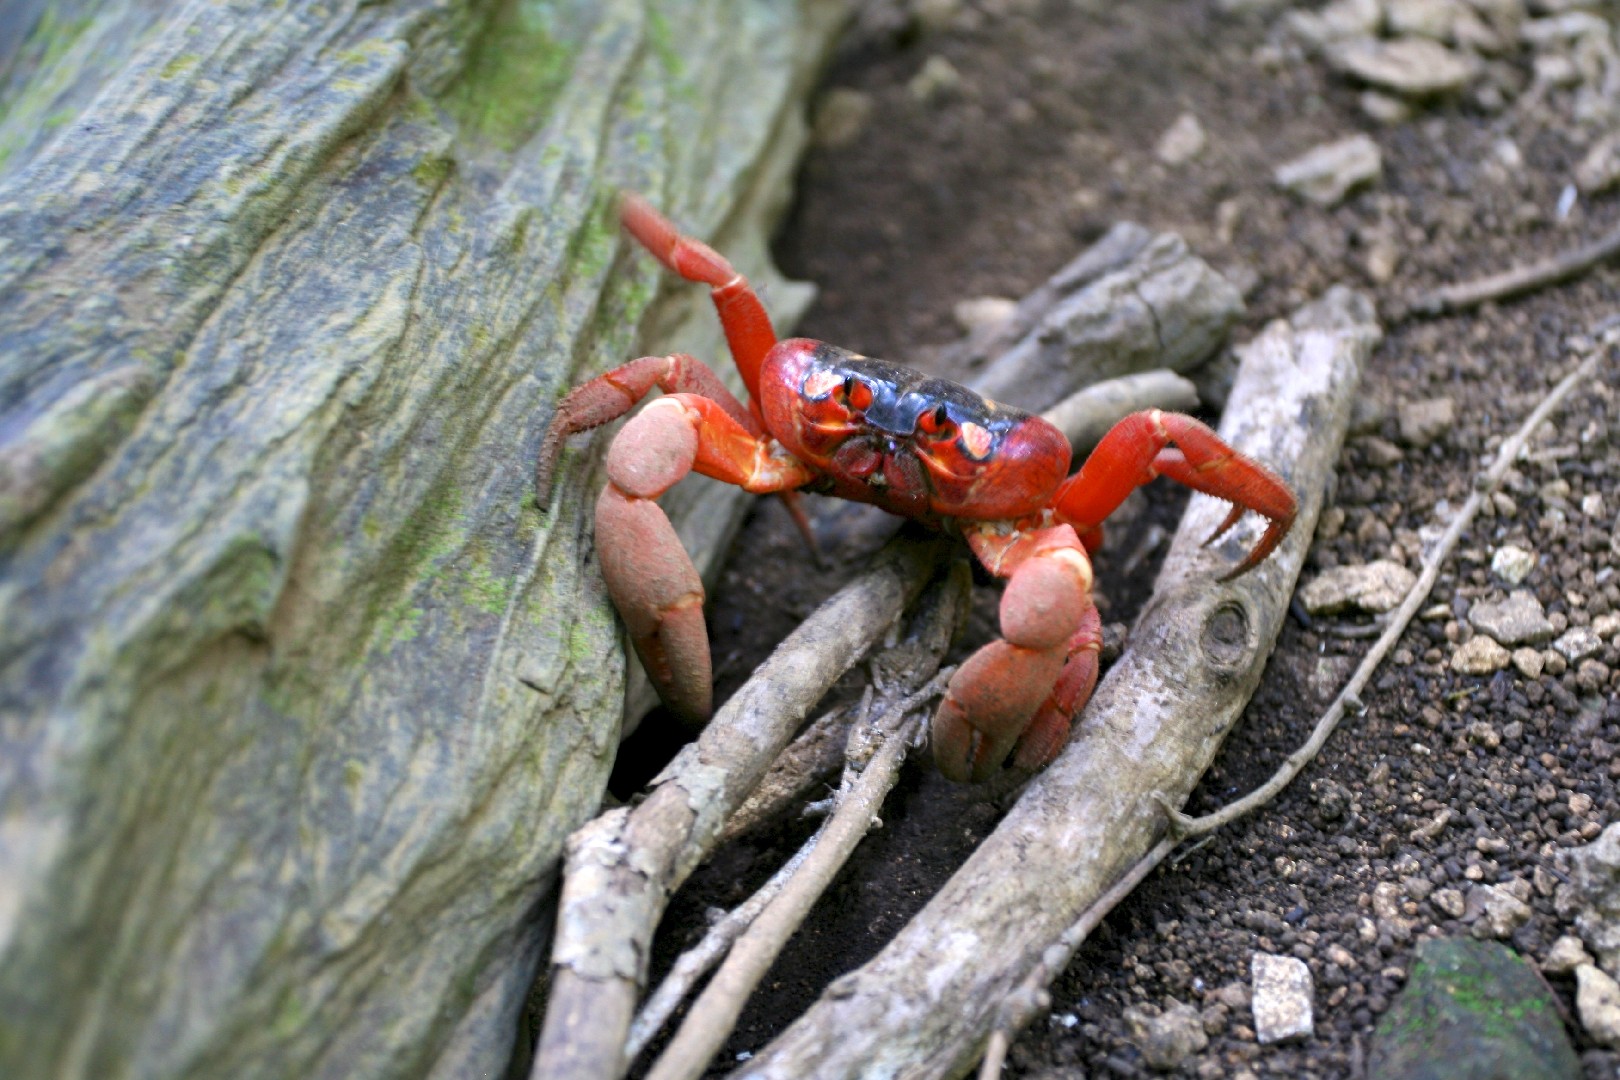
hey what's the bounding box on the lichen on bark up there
[0,1,846,1077]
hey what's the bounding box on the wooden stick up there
[1408,221,1620,316]
[629,566,972,1059]
[531,534,942,1080]
[646,668,958,1080]
[978,330,1613,1079]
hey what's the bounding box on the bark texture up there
[0,2,844,1078]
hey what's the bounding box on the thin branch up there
[977,335,1612,1079]
[628,565,972,1057]
[532,534,942,1080]
[1408,221,1620,316]
[1041,369,1200,454]
[625,837,817,1063]
[1163,337,1611,837]
[646,669,957,1080]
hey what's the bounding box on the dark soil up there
[624,2,1620,1076]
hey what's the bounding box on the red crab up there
[536,195,1297,782]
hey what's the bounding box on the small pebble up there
[1252,953,1314,1043]
[1490,544,1535,584]
[1274,134,1382,206]
[1452,636,1510,674]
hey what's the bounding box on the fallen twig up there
[1041,369,1200,454]
[976,328,1614,1079]
[629,565,972,1059]
[645,666,958,1080]
[736,286,1376,1080]
[1408,220,1620,316]
[532,534,942,1080]
[625,831,818,1064]
[716,564,970,845]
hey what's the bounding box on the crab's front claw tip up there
[1215,510,1296,582]
[534,434,565,511]
[931,643,1065,783]
[1200,503,1246,548]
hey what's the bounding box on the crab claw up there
[1054,410,1297,582]
[933,526,1101,782]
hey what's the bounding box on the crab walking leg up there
[594,394,818,724]
[932,523,1098,783]
[619,193,778,406]
[535,353,756,503]
[1010,605,1103,772]
[1053,409,1297,579]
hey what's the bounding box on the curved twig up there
[645,668,956,1080]
[979,333,1613,1079]
[1408,221,1620,316]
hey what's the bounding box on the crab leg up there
[1053,410,1297,579]
[931,523,1100,783]
[535,352,756,504]
[620,194,779,407]
[616,195,824,554]
[594,393,818,724]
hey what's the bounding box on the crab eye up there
[958,421,994,460]
[918,402,953,436]
[803,369,843,400]
[844,377,874,410]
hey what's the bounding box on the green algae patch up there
[437,0,574,152]
[1369,938,1579,1080]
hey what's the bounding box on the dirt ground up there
[617,1,1620,1076]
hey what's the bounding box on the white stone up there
[1555,626,1603,663]
[1490,544,1536,584]
[951,296,1017,335]
[908,55,962,103]
[1451,636,1511,674]
[1156,112,1207,166]
[1274,134,1383,206]
[1577,964,1620,1049]
[1544,935,1594,974]
[1397,396,1456,447]
[1123,1000,1208,1069]
[1326,36,1478,97]
[812,89,874,150]
[1470,883,1533,938]
[1299,559,1416,615]
[1511,647,1545,679]
[1251,953,1314,1043]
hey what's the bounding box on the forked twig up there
[645,668,957,1080]
[978,336,1612,1079]
[628,565,971,1061]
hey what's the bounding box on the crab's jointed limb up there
[1054,409,1297,579]
[932,522,1102,783]
[593,392,816,724]
[619,193,778,408]
[534,352,758,505]
[929,409,1295,781]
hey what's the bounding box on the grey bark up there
[736,287,1378,1079]
[959,222,1244,410]
[0,2,846,1078]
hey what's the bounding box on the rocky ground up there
[617,1,1620,1076]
